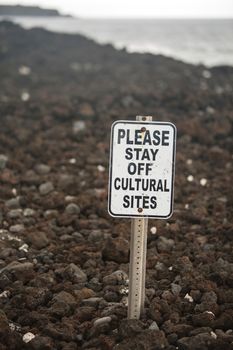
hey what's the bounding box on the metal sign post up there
[128,217,148,318]
[108,115,176,319]
[128,115,151,319]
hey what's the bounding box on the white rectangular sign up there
[108,120,176,218]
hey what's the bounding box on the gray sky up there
[1,0,233,18]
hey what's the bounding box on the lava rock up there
[2,261,34,282]
[118,319,145,338]
[0,154,8,169]
[65,203,80,215]
[114,330,168,350]
[29,336,54,350]
[57,174,75,190]
[103,270,128,285]
[102,237,129,263]
[35,164,51,175]
[194,291,218,314]
[0,310,10,336]
[5,197,21,209]
[75,306,96,322]
[9,224,24,233]
[192,311,215,327]
[177,333,216,350]
[171,283,182,295]
[79,102,95,117]
[7,209,23,219]
[82,297,103,307]
[23,208,36,217]
[50,291,76,317]
[157,236,175,252]
[28,231,49,249]
[64,263,87,283]
[39,182,54,196]
[74,288,95,304]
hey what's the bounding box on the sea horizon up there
[1,16,233,67]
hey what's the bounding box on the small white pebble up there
[18,66,31,75]
[9,323,16,331]
[65,195,76,202]
[19,243,29,253]
[23,332,35,343]
[23,208,35,217]
[202,70,212,79]
[187,175,194,182]
[121,296,128,306]
[168,266,173,271]
[200,178,207,186]
[12,188,17,196]
[186,159,193,165]
[119,286,129,295]
[21,92,30,101]
[6,233,22,242]
[210,331,217,339]
[69,158,76,164]
[93,316,112,327]
[97,165,105,172]
[9,323,21,331]
[206,106,215,114]
[185,204,189,209]
[150,226,157,234]
[0,290,10,298]
[149,321,159,330]
[184,293,193,302]
[205,310,215,317]
[217,196,227,203]
[73,120,85,133]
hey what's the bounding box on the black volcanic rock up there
[0,21,232,350]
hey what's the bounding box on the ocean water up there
[1,17,233,67]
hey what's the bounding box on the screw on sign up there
[108,116,176,319]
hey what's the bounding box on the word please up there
[117,128,170,146]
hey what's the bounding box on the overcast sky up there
[1,0,233,18]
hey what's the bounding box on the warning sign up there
[108,120,176,218]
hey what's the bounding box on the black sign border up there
[108,120,177,219]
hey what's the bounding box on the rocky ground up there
[0,20,233,350]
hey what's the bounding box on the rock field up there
[0,21,233,350]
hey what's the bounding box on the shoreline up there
[1,17,232,67]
